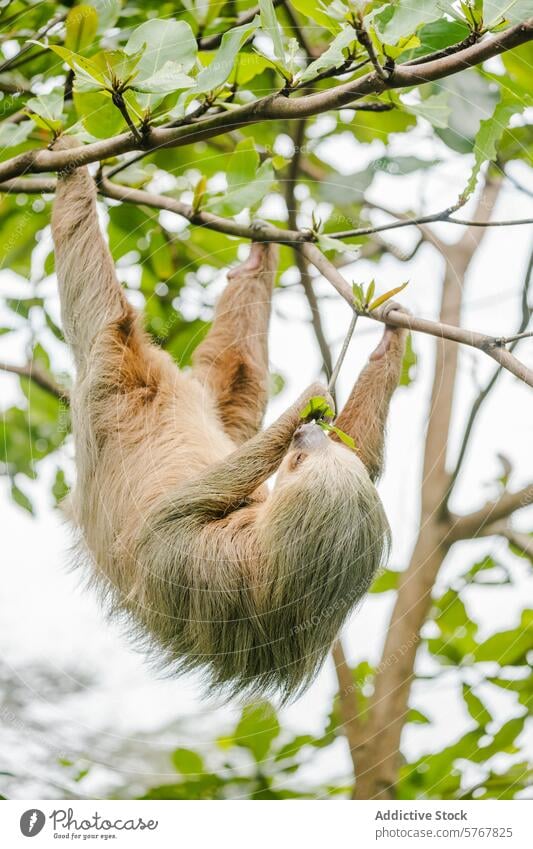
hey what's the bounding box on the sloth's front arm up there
[150,380,332,523]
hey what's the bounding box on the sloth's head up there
[277,420,354,480]
[250,422,390,700]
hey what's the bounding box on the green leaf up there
[269,372,285,397]
[89,48,144,87]
[0,122,32,148]
[317,234,348,253]
[192,175,207,213]
[399,333,417,387]
[132,62,195,94]
[502,41,533,91]
[484,0,533,26]
[351,106,416,144]
[320,422,356,450]
[233,51,273,85]
[11,480,34,515]
[299,24,356,83]
[462,684,492,728]
[435,70,498,153]
[462,97,522,200]
[368,281,408,311]
[259,0,286,66]
[208,142,275,216]
[475,610,533,665]
[274,734,315,763]
[51,468,69,506]
[25,90,64,131]
[234,701,281,762]
[405,19,470,61]
[461,554,511,585]
[73,89,126,138]
[90,0,120,30]
[290,0,340,32]
[195,18,260,94]
[402,91,451,128]
[370,568,401,593]
[65,5,98,53]
[299,396,334,421]
[0,205,49,276]
[125,19,197,81]
[375,1,443,45]
[171,748,204,775]
[428,589,479,664]
[35,43,106,88]
[407,708,430,724]
[352,282,364,308]
[488,675,533,712]
[227,137,259,188]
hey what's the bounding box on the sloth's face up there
[276,422,362,485]
[283,421,327,472]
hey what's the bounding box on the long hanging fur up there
[51,139,405,702]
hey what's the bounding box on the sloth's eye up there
[288,451,307,471]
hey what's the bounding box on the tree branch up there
[496,329,533,344]
[499,528,533,563]
[0,18,530,183]
[331,641,361,779]
[284,119,334,381]
[1,177,530,240]
[1,180,530,388]
[329,207,533,240]
[0,360,69,402]
[449,484,533,541]
[299,240,533,388]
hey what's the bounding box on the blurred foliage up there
[0,0,531,801]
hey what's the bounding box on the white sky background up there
[0,125,532,799]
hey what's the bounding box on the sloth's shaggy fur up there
[135,440,390,699]
[52,141,405,701]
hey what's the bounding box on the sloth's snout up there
[292,421,327,451]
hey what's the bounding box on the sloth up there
[52,144,407,700]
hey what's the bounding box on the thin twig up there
[403,31,481,66]
[329,210,533,240]
[292,58,370,91]
[1,176,531,244]
[284,119,334,386]
[354,15,390,80]
[111,92,143,144]
[496,329,533,344]
[0,12,66,74]
[328,312,358,393]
